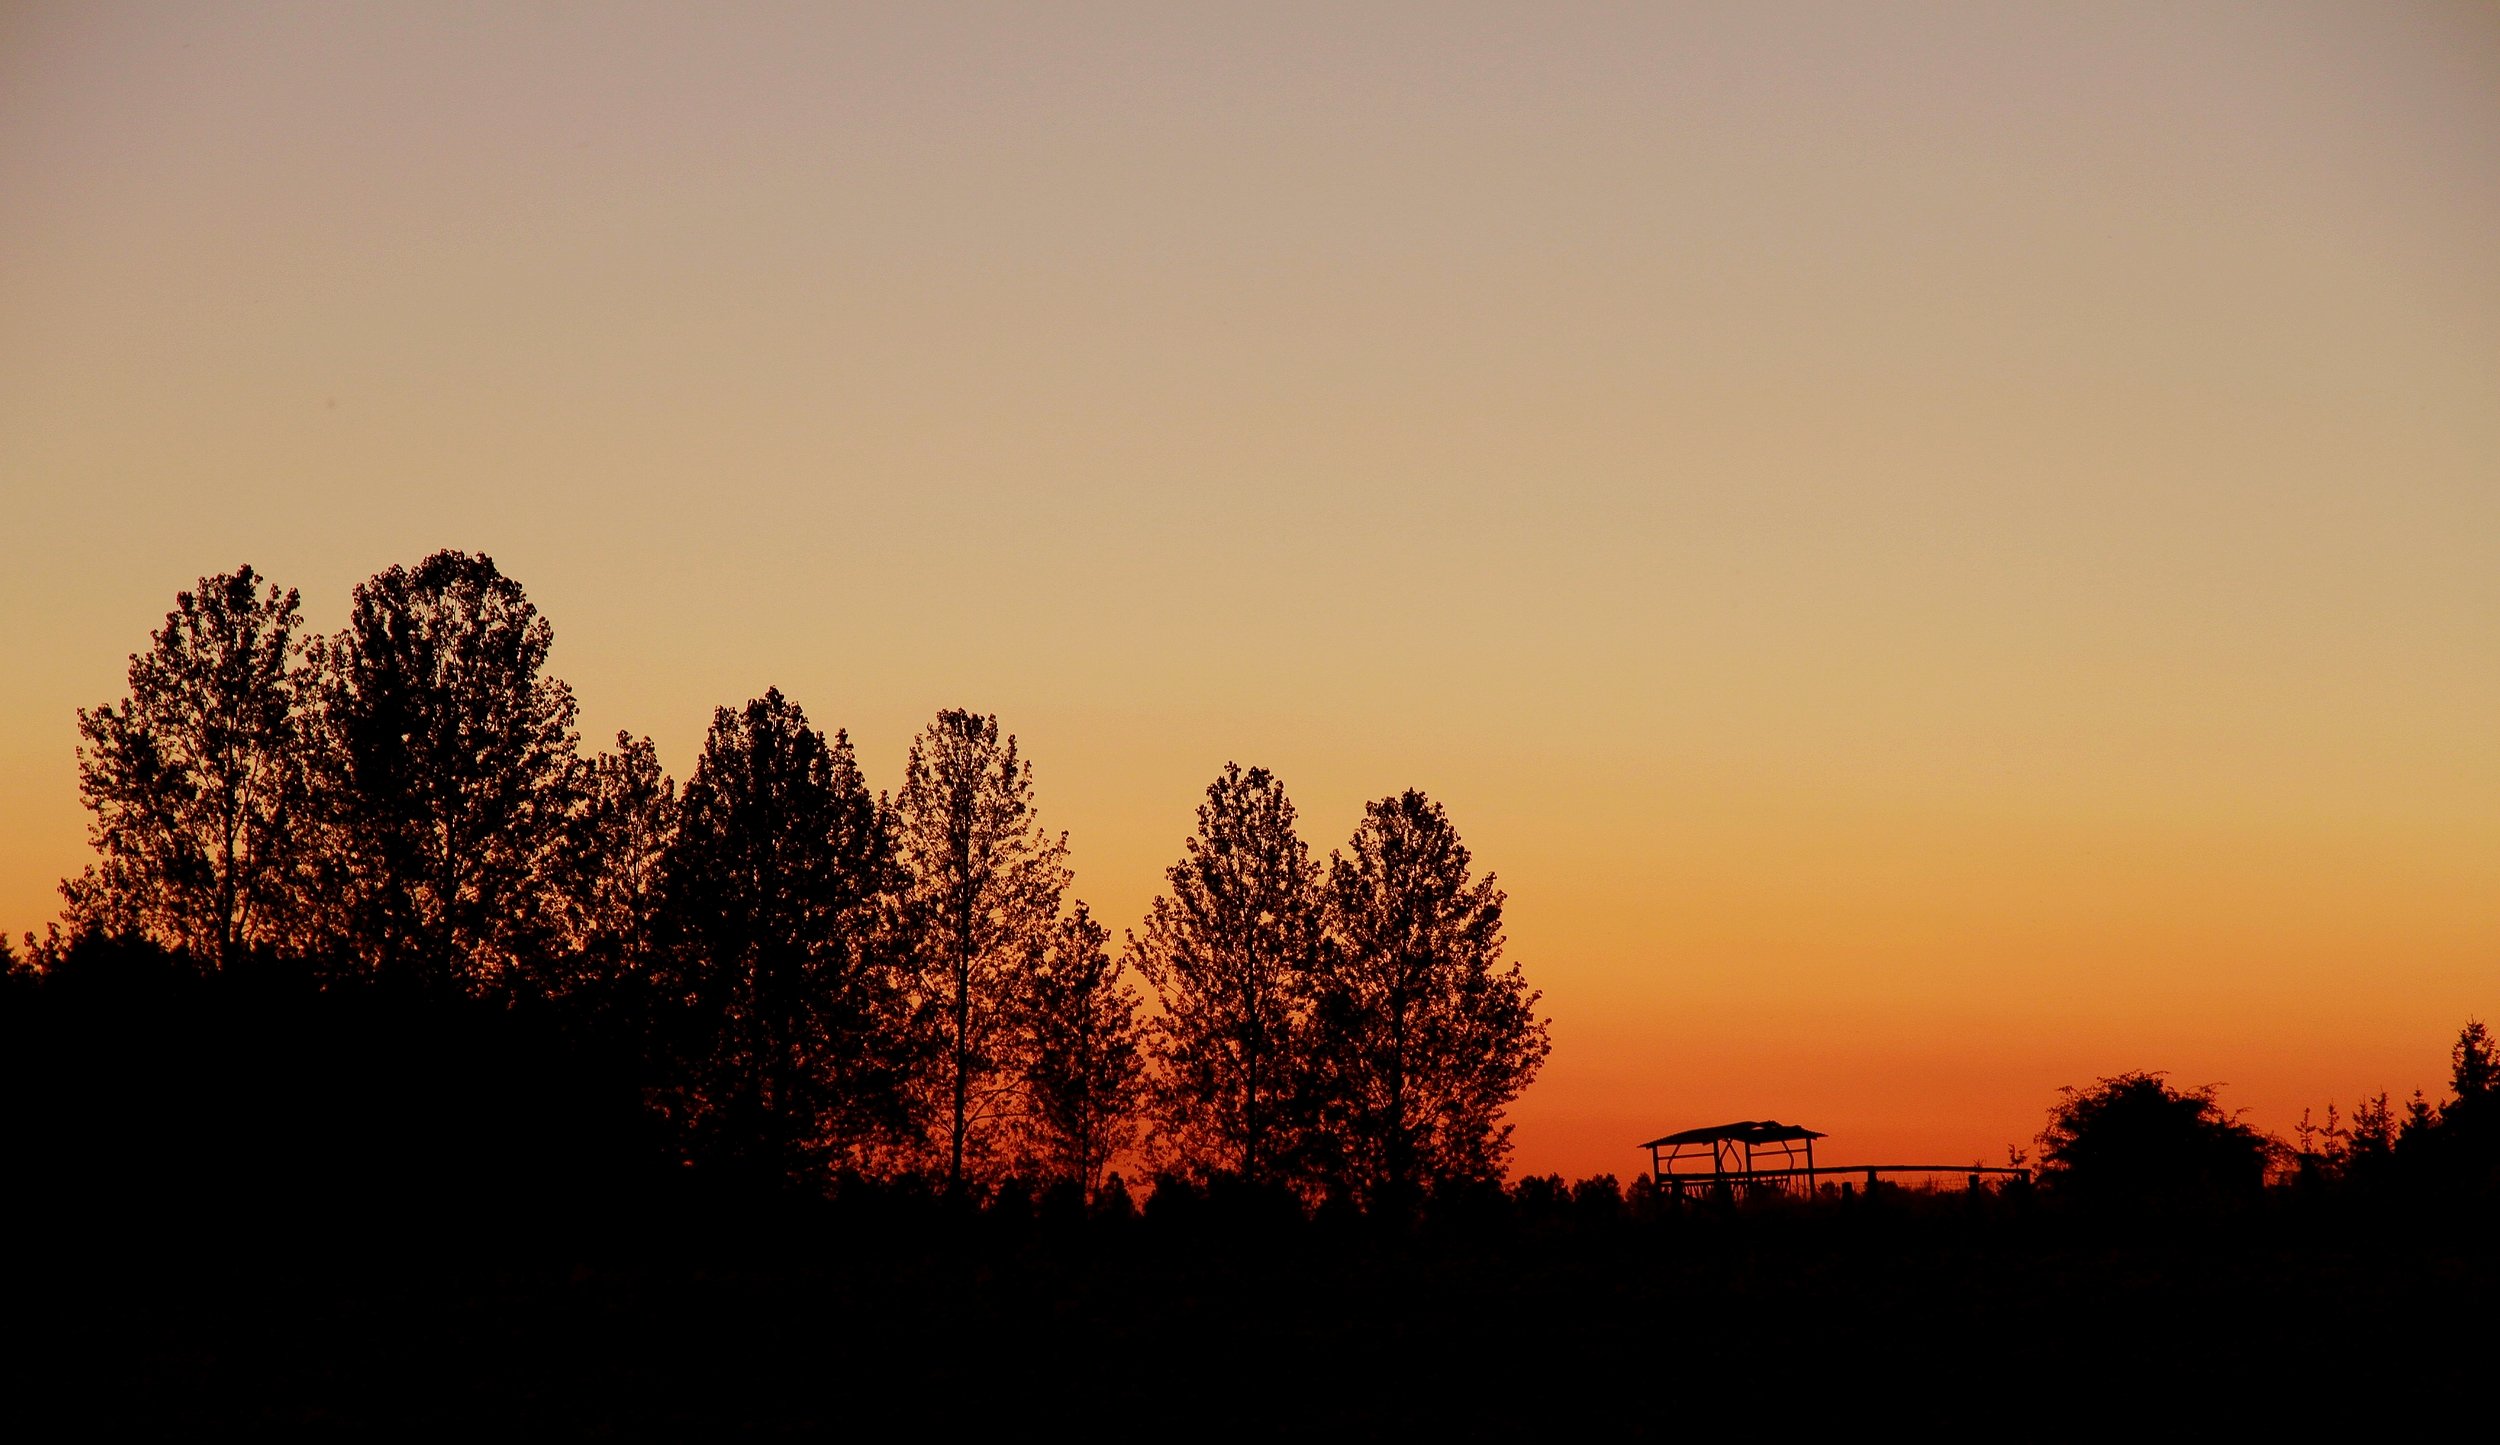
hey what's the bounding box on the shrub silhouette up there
[2038,1071,2275,1206]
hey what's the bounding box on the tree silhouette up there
[2346,1090,2398,1183]
[1018,902,1147,1202]
[891,710,1070,1195]
[306,551,580,992]
[654,691,903,1184]
[1308,790,1549,1206]
[2428,1019,2499,1190]
[60,566,309,970]
[2402,1089,2440,1143]
[2037,1072,2275,1205]
[544,731,678,1005]
[1131,763,1324,1188]
[2451,1020,2496,1105]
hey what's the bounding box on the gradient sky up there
[4,2,2494,1180]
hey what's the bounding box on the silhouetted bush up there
[2037,1071,2276,1208]
[1509,1172,1569,1224]
[1570,1172,1624,1223]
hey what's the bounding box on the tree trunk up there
[950,953,969,1194]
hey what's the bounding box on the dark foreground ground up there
[9,952,2488,1434]
[7,1189,2490,1438]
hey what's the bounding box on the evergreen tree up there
[1310,790,1549,1205]
[307,551,580,992]
[2346,1091,2398,1183]
[1019,902,1147,1201]
[2437,1019,2499,1184]
[654,691,902,1183]
[2400,1089,2440,1144]
[1130,763,1324,1187]
[892,710,1070,1194]
[2451,1020,2497,1104]
[62,566,310,969]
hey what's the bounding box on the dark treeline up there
[11,554,2496,1227]
[7,944,2493,1433]
[8,556,2497,1433]
[13,553,1550,1215]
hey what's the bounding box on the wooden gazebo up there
[1639,1119,2031,1198]
[1640,1120,1824,1198]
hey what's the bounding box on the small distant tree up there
[1018,903,1148,1202]
[307,551,580,991]
[2036,1071,2276,1205]
[891,710,1070,1195]
[62,566,310,970]
[2292,1103,2345,1184]
[1306,790,1549,1207]
[2346,1091,2397,1182]
[2400,1089,2440,1143]
[1131,763,1325,1188]
[654,691,902,1184]
[1569,1173,1624,1222]
[1509,1173,1569,1222]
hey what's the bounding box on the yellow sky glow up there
[4,2,2494,1178]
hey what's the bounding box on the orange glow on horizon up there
[3,4,2493,1181]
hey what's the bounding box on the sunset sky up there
[3,2,2494,1180]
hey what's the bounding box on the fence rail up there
[1655,1163,2031,1194]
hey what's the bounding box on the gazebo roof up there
[1638,1119,1826,1149]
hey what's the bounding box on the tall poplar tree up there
[307,551,580,991]
[1018,902,1147,1202]
[892,709,1070,1194]
[1130,762,1324,1187]
[61,565,310,969]
[655,691,902,1183]
[1309,790,1549,1206]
